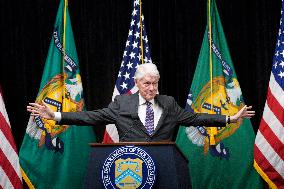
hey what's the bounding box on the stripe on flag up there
[0,90,22,189]
[0,166,14,189]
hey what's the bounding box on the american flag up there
[254,1,284,188]
[103,0,152,143]
[0,87,22,189]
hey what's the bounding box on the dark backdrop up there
[0,0,281,150]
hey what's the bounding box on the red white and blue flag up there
[0,87,22,189]
[103,0,152,143]
[254,1,284,188]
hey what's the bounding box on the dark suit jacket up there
[60,93,226,142]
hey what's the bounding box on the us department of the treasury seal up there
[101,145,156,189]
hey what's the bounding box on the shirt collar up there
[138,93,155,106]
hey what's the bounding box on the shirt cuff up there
[54,112,62,122]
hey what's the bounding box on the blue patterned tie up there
[145,101,154,135]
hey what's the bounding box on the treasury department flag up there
[19,0,96,188]
[176,0,263,188]
[103,0,152,143]
[254,1,284,188]
[0,87,22,189]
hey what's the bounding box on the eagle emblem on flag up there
[186,77,244,159]
[26,73,84,153]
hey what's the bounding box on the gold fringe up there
[20,167,35,189]
[254,160,277,189]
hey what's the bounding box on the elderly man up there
[27,63,254,142]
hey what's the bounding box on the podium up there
[84,142,191,189]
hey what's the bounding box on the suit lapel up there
[129,92,150,135]
[153,95,169,136]
[129,92,139,114]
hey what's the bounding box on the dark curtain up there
[0,0,281,149]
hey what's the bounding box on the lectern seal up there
[102,145,156,189]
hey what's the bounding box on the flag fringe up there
[20,167,35,189]
[253,160,277,189]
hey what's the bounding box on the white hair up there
[134,63,160,80]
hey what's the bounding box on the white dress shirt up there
[54,111,62,121]
[138,94,163,130]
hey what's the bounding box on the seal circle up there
[101,145,156,189]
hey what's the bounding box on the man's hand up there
[230,105,255,123]
[27,100,55,120]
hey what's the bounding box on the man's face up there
[136,75,159,101]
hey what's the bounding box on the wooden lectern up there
[84,142,191,189]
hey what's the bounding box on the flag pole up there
[62,0,68,111]
[208,0,217,145]
[139,0,144,64]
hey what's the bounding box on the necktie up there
[145,101,154,135]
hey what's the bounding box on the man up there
[27,63,254,142]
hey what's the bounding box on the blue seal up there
[102,145,156,189]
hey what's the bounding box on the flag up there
[254,1,284,188]
[103,0,152,143]
[175,0,263,188]
[0,87,22,189]
[19,0,96,188]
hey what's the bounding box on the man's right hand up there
[230,105,255,123]
[27,100,55,120]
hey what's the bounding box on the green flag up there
[176,0,263,188]
[19,0,96,188]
